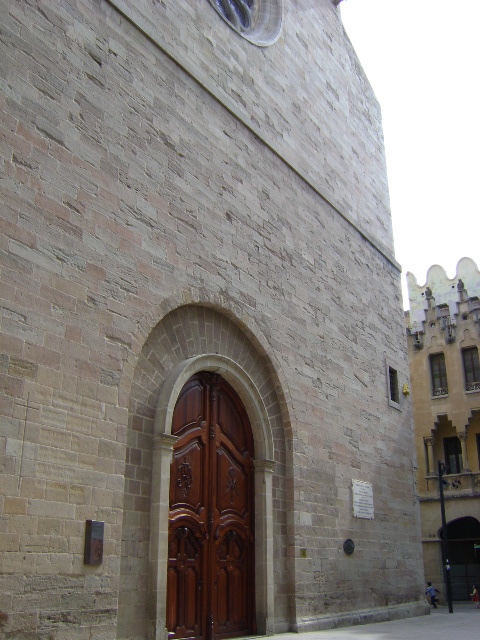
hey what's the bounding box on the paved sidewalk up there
[252,604,479,640]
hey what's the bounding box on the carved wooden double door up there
[167,372,256,640]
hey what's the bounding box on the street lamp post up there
[438,460,453,613]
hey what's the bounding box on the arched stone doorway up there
[167,372,256,639]
[439,517,480,600]
[117,305,289,640]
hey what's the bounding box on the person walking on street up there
[425,581,440,608]
[471,584,480,608]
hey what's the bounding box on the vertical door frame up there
[150,355,275,640]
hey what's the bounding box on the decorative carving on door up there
[226,468,239,504]
[167,372,255,640]
[177,458,193,498]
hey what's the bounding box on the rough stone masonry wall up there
[0,0,424,638]
[106,0,393,251]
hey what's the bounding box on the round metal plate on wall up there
[343,539,355,555]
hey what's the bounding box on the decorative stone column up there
[150,433,178,640]
[424,437,435,475]
[458,432,471,472]
[253,458,276,635]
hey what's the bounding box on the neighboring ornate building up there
[0,1,425,638]
[406,257,480,601]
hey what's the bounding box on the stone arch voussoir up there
[118,300,291,639]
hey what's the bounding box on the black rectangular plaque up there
[84,520,104,565]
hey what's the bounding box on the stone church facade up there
[0,1,424,638]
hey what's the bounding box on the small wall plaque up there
[84,520,104,565]
[352,479,374,519]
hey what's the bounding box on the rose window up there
[208,0,282,46]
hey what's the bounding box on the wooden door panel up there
[172,378,206,438]
[167,526,203,638]
[168,373,255,640]
[166,566,179,632]
[216,567,228,626]
[216,389,249,455]
[184,566,199,630]
[229,568,244,624]
[170,437,207,515]
[214,531,249,636]
[216,447,248,517]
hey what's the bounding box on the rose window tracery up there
[208,0,282,47]
[213,0,254,31]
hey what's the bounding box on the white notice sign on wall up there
[352,479,374,519]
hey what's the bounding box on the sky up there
[340,0,479,308]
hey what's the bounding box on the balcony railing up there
[466,381,480,392]
[425,471,480,496]
[432,386,448,397]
